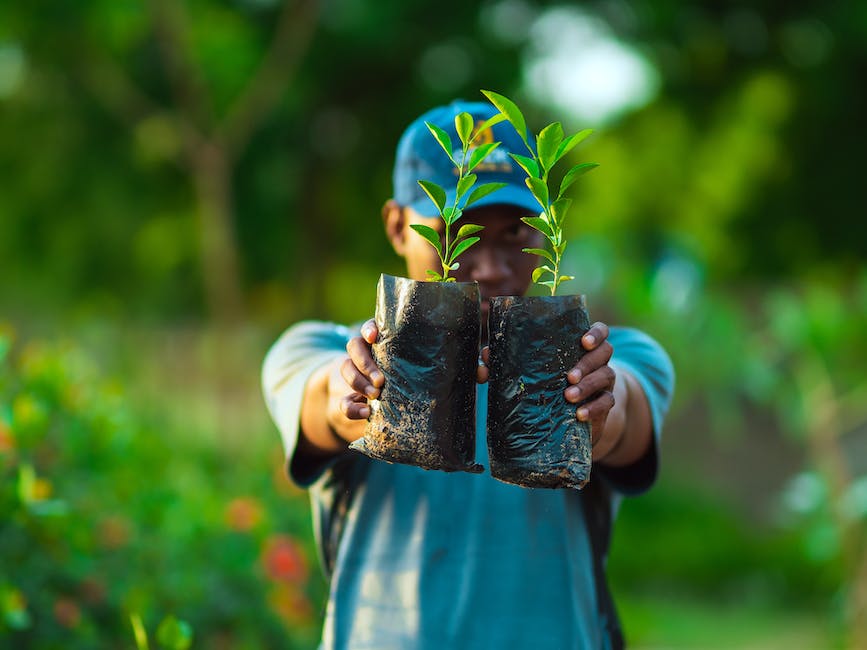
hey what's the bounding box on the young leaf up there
[450,236,480,261]
[443,206,463,225]
[425,122,454,161]
[522,247,554,263]
[472,113,506,142]
[450,262,460,270]
[558,162,599,198]
[539,280,556,289]
[417,180,447,213]
[550,197,573,229]
[532,266,550,283]
[481,89,528,146]
[521,215,553,239]
[554,129,593,165]
[457,173,477,199]
[559,275,574,283]
[466,181,506,207]
[509,153,539,179]
[409,223,443,255]
[455,112,474,148]
[468,142,500,172]
[426,269,443,280]
[525,176,549,209]
[536,122,564,173]
[455,223,485,240]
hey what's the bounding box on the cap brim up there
[408,183,542,219]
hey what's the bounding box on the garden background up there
[2,1,866,648]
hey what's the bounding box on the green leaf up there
[525,176,549,209]
[456,223,485,240]
[417,180,446,213]
[554,129,593,165]
[472,113,506,142]
[550,197,572,229]
[481,89,528,146]
[466,181,506,207]
[450,236,481,261]
[558,162,599,198]
[539,280,556,289]
[468,142,500,171]
[559,275,574,283]
[425,121,454,161]
[455,112,474,148]
[450,262,460,270]
[532,266,551,283]
[521,215,553,239]
[522,247,554,263]
[409,224,442,254]
[156,616,193,650]
[443,206,463,225]
[536,122,564,172]
[457,173,477,198]
[555,241,567,255]
[130,614,149,650]
[426,269,443,281]
[509,153,539,179]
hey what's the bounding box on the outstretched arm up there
[563,322,654,467]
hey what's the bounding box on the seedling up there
[410,111,509,281]
[482,90,598,295]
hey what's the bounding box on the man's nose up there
[468,245,509,283]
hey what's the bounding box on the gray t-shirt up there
[263,321,674,650]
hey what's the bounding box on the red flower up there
[261,534,308,583]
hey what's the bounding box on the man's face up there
[396,203,545,322]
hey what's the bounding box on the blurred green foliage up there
[0,327,324,648]
[1,0,866,646]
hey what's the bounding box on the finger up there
[565,363,616,403]
[576,390,616,445]
[341,357,380,400]
[340,392,371,420]
[581,322,610,351]
[480,346,490,365]
[346,336,384,388]
[567,340,613,385]
[360,319,378,345]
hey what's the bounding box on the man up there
[263,100,674,649]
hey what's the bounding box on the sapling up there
[482,90,598,295]
[410,110,509,281]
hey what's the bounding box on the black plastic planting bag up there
[487,294,592,488]
[350,274,484,473]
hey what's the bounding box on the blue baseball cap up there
[392,100,540,218]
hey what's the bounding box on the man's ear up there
[382,199,408,257]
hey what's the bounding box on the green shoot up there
[410,111,508,281]
[482,90,599,295]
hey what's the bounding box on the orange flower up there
[267,583,314,628]
[97,516,132,550]
[53,597,81,629]
[225,497,263,532]
[261,534,308,583]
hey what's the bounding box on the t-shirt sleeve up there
[599,327,675,496]
[261,321,355,486]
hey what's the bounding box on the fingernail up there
[565,386,581,402]
[577,408,589,421]
[362,325,375,340]
[568,369,582,383]
[360,406,370,419]
[583,334,595,348]
[365,385,379,399]
[371,370,384,386]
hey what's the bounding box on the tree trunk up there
[189,140,244,329]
